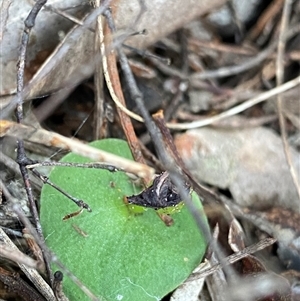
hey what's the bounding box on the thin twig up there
[193,24,300,84]
[16,0,47,236]
[0,120,155,179]
[188,38,257,56]
[164,30,189,121]
[79,72,300,131]
[93,0,105,140]
[168,75,300,130]
[190,25,300,81]
[248,0,284,41]
[14,0,53,285]
[122,44,171,64]
[100,2,148,174]
[31,169,92,211]
[43,3,87,27]
[27,161,122,171]
[191,42,273,80]
[276,0,300,198]
[187,238,277,281]
[16,0,47,120]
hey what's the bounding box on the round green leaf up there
[40,139,208,301]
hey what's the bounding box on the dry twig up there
[0,120,154,179]
[101,2,148,176]
[188,238,277,281]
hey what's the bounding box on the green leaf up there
[40,139,208,301]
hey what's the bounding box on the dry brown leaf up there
[0,0,227,99]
